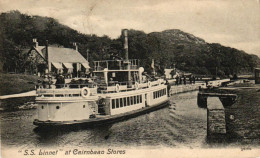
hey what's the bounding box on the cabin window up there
[140,95,142,103]
[134,96,137,104]
[112,99,115,109]
[127,97,130,106]
[137,95,139,103]
[153,92,155,99]
[116,99,120,108]
[129,97,132,105]
[124,97,127,106]
[120,98,124,107]
[131,96,134,105]
[44,95,53,97]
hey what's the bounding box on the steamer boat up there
[33,30,169,128]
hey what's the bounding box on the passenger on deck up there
[43,75,50,88]
[179,77,182,85]
[165,80,171,97]
[35,79,42,89]
[175,76,179,85]
[192,76,196,84]
[69,79,78,88]
[109,78,115,86]
[183,76,186,85]
[55,74,65,88]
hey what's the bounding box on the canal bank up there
[198,82,260,146]
[169,83,201,95]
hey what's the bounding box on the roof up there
[34,46,45,58]
[63,62,73,69]
[52,62,63,69]
[81,62,90,68]
[47,47,87,63]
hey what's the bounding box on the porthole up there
[41,106,44,109]
[83,105,85,108]
[56,106,60,109]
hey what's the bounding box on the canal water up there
[1,91,208,149]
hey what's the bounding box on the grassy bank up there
[0,96,36,111]
[224,86,260,145]
[208,83,260,145]
[0,73,42,111]
[0,73,42,96]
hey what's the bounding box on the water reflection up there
[33,124,114,147]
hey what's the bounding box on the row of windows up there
[153,89,167,99]
[112,95,142,109]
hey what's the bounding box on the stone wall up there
[207,97,226,139]
[169,84,199,95]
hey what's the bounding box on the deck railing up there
[36,79,165,97]
[93,59,139,71]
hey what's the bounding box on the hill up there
[0,10,259,76]
[125,29,260,76]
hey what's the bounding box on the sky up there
[0,0,259,56]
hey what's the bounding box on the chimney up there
[122,29,128,60]
[33,38,38,47]
[73,42,78,52]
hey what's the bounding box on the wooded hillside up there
[0,11,259,76]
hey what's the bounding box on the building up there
[255,68,260,84]
[164,68,174,79]
[25,39,90,77]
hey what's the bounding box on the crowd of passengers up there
[36,74,94,89]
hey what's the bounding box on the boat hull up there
[33,100,169,128]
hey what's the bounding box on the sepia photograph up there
[0,0,259,157]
